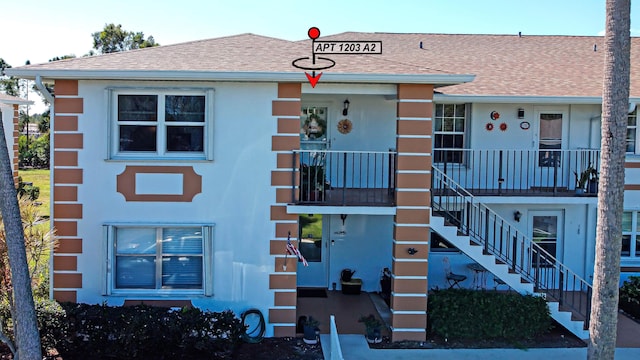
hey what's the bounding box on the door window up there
[532,215,558,266]
[299,214,323,262]
[538,113,563,167]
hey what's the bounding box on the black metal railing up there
[433,148,601,196]
[432,166,592,328]
[292,150,396,206]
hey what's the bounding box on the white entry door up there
[535,110,568,188]
[297,214,329,288]
[529,210,564,267]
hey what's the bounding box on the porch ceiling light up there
[343,99,350,116]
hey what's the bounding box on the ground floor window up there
[622,211,640,258]
[104,224,213,295]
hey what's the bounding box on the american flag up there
[286,233,308,267]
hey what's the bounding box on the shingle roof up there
[7,32,640,98]
[322,32,640,98]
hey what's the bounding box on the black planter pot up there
[303,325,318,344]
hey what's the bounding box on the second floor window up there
[434,104,466,163]
[111,89,214,160]
[627,108,638,154]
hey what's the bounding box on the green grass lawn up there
[19,169,51,217]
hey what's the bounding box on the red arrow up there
[305,71,322,88]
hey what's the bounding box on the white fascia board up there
[0,98,33,106]
[434,94,610,105]
[6,69,475,86]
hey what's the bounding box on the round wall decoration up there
[485,122,494,131]
[499,123,508,131]
[490,111,500,120]
[520,121,530,130]
[337,119,353,134]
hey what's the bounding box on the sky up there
[1,0,639,113]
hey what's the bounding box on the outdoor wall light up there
[343,99,350,116]
[407,247,419,255]
[514,211,522,222]
[517,108,525,119]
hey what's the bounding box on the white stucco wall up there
[73,80,279,323]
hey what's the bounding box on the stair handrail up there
[432,166,593,327]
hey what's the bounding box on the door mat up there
[297,288,327,298]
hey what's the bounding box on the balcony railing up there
[433,148,601,196]
[292,150,396,206]
[432,167,592,328]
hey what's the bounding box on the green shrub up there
[16,176,40,201]
[0,298,68,353]
[620,276,640,305]
[428,289,551,340]
[59,303,244,360]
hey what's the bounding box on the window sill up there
[109,290,207,297]
[106,157,212,163]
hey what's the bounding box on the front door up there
[529,210,564,267]
[296,214,329,288]
[535,110,568,188]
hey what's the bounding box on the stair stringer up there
[430,214,590,340]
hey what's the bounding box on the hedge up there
[428,289,552,340]
[1,301,244,360]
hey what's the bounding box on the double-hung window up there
[433,104,466,164]
[110,89,214,159]
[627,108,638,154]
[104,224,214,295]
[622,211,640,259]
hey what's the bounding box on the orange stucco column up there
[391,84,434,342]
[269,83,301,337]
[52,79,84,303]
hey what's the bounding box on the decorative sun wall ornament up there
[499,122,508,131]
[485,122,494,131]
[337,119,353,134]
[490,111,500,120]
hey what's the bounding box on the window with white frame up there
[627,108,638,154]
[105,225,213,295]
[433,104,466,163]
[622,211,640,258]
[111,89,213,159]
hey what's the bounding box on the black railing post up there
[342,152,347,205]
[484,207,490,254]
[498,150,504,195]
[553,151,559,196]
[585,286,592,329]
[292,151,298,203]
[511,235,517,273]
[558,270,564,306]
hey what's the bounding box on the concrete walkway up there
[321,335,640,360]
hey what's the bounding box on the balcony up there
[292,150,396,206]
[433,148,601,197]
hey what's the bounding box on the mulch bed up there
[0,323,585,360]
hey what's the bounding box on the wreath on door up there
[337,119,353,134]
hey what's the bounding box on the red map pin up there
[308,27,320,40]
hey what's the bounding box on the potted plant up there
[587,166,599,194]
[301,164,327,201]
[574,165,598,195]
[302,316,320,344]
[358,314,383,344]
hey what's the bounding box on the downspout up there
[35,75,55,300]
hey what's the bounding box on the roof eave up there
[5,69,475,86]
[433,94,640,105]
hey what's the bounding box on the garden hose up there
[241,308,266,343]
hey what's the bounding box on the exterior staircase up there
[431,167,591,340]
